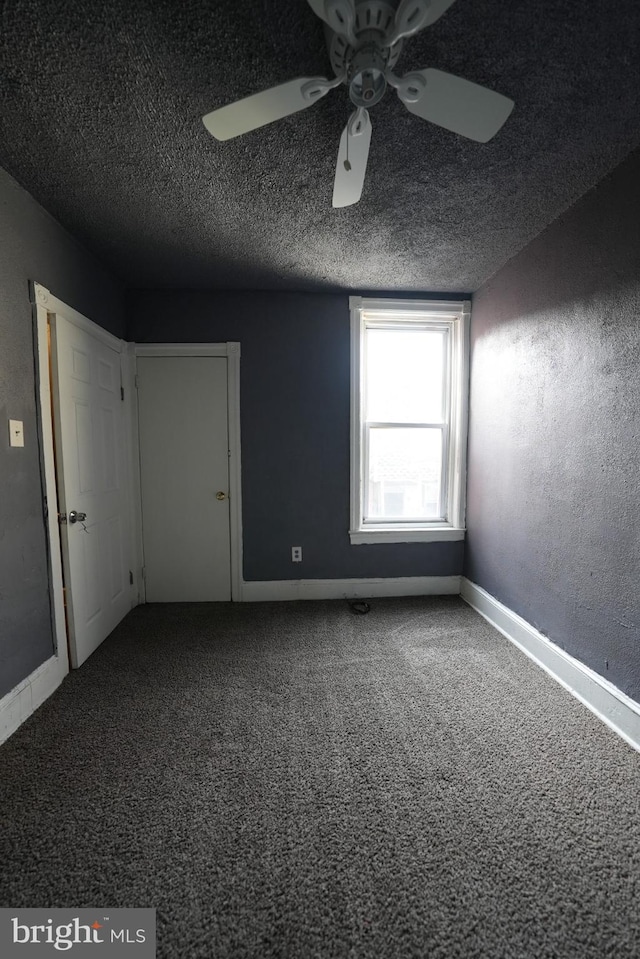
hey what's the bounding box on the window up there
[350,297,469,544]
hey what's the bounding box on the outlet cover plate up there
[9,419,24,447]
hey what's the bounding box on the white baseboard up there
[461,578,640,754]
[241,575,461,603]
[0,655,67,746]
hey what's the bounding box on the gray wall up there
[465,147,640,701]
[128,291,466,583]
[0,167,125,698]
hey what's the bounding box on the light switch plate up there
[9,419,24,447]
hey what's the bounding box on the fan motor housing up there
[325,0,404,105]
[347,42,388,107]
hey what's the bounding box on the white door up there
[50,313,132,668]
[136,356,231,602]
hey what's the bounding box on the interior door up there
[136,356,231,602]
[50,313,132,668]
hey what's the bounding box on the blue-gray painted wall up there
[11,131,640,709]
[127,291,467,582]
[465,147,640,701]
[0,167,125,698]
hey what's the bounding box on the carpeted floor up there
[1,596,639,958]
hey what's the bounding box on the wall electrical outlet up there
[291,546,302,563]
[9,419,24,448]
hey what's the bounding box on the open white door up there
[50,311,133,667]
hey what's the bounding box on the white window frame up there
[349,297,470,545]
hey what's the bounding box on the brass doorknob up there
[216,491,227,501]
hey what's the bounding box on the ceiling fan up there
[202,0,515,208]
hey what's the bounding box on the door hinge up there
[141,566,146,580]
[135,374,140,389]
[120,386,125,401]
[129,570,134,585]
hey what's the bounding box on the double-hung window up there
[350,298,469,544]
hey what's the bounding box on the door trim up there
[133,343,243,602]
[32,284,70,676]
[33,282,140,668]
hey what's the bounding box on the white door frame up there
[33,282,141,665]
[32,284,70,681]
[133,343,243,603]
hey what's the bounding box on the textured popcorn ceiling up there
[1,0,640,292]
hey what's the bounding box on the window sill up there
[349,527,466,545]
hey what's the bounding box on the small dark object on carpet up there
[349,600,371,614]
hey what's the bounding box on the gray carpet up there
[1,597,639,958]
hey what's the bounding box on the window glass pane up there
[366,427,443,521]
[365,328,445,423]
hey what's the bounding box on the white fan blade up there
[307,0,357,44]
[387,0,457,44]
[399,68,514,142]
[203,77,331,141]
[333,109,372,208]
